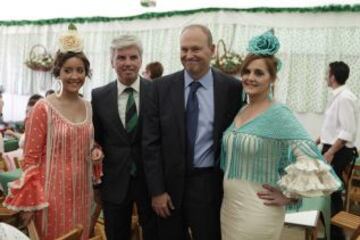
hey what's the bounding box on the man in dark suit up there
[143,24,243,240]
[92,35,157,240]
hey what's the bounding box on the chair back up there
[27,220,40,240]
[55,224,83,240]
[0,153,8,172]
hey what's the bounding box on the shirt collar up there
[332,85,346,97]
[184,68,213,89]
[117,76,140,96]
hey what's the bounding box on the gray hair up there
[110,35,143,56]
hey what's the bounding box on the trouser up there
[157,168,222,240]
[322,144,354,240]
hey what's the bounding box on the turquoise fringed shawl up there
[220,103,340,207]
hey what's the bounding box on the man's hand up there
[152,192,175,218]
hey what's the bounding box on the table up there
[285,210,320,240]
[286,196,331,240]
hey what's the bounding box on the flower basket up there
[211,39,243,75]
[25,44,54,72]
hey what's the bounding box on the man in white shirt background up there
[317,61,359,240]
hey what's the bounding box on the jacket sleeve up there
[142,81,166,197]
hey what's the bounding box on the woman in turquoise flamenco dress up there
[220,30,341,240]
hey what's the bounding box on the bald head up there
[181,24,213,47]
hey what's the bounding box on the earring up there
[242,92,248,104]
[55,79,63,98]
[268,83,274,100]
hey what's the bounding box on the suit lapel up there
[171,72,186,151]
[213,70,227,156]
[132,77,147,143]
[107,81,128,138]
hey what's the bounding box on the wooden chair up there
[331,211,360,240]
[27,219,40,240]
[0,153,8,172]
[345,164,360,212]
[131,203,143,240]
[89,222,106,240]
[55,224,83,240]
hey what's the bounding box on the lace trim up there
[278,159,341,198]
[3,202,49,212]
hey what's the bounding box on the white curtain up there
[1,10,360,121]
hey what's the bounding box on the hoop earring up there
[55,79,63,98]
[242,92,248,104]
[268,83,274,100]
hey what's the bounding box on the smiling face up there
[241,58,274,99]
[180,27,215,80]
[59,57,86,94]
[111,46,142,86]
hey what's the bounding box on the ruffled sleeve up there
[278,141,342,198]
[3,101,49,212]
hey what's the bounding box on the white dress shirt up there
[320,85,359,148]
[116,77,140,125]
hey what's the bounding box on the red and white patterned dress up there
[4,99,101,240]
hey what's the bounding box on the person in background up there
[143,24,243,240]
[317,61,359,240]
[220,30,341,240]
[91,35,158,240]
[45,89,55,97]
[3,24,103,240]
[5,94,43,149]
[143,61,164,80]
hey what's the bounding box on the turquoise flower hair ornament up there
[247,29,282,71]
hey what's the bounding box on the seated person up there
[5,94,43,149]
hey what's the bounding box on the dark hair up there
[329,61,349,85]
[146,62,164,79]
[27,94,43,107]
[45,89,55,96]
[181,24,213,47]
[240,54,278,81]
[52,51,91,78]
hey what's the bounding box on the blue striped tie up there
[186,81,201,169]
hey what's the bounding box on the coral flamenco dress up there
[4,99,102,240]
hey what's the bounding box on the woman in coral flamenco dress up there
[220,30,342,240]
[4,24,103,240]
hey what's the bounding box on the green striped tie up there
[125,87,137,176]
[125,87,138,134]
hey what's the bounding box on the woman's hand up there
[91,147,104,163]
[257,184,295,206]
[20,211,34,226]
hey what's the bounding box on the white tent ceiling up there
[1,0,360,21]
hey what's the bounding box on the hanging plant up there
[25,44,53,72]
[211,39,243,75]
